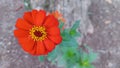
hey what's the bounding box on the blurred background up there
[0,0,120,68]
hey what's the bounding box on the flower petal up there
[35,10,46,26]
[31,9,38,25]
[14,29,29,38]
[47,27,60,36]
[23,11,33,25]
[18,37,35,53]
[15,18,33,30]
[43,14,59,28]
[29,42,37,55]
[44,38,55,52]
[48,35,62,45]
[36,41,46,55]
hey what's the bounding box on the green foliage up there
[71,20,80,30]
[59,20,80,47]
[38,56,45,62]
[70,20,81,37]
[76,50,97,68]
[24,0,32,10]
[47,46,60,62]
[38,20,98,68]
[59,21,64,31]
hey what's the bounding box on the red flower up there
[14,9,62,56]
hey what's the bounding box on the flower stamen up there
[29,26,47,41]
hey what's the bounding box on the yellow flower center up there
[29,26,47,41]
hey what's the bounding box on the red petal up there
[23,11,33,25]
[44,38,55,52]
[14,29,29,38]
[36,41,46,55]
[29,42,39,55]
[29,42,37,55]
[18,37,35,53]
[43,14,59,28]
[47,27,60,36]
[35,10,46,26]
[48,35,62,45]
[15,18,33,30]
[31,9,38,25]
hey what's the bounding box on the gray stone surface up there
[87,0,120,68]
[0,0,120,68]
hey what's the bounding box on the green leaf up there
[75,64,81,68]
[59,21,64,30]
[69,30,81,37]
[69,20,80,37]
[75,63,91,68]
[81,53,89,62]
[61,47,75,54]
[61,29,79,47]
[61,38,78,47]
[71,20,80,30]
[47,50,57,61]
[61,47,78,65]
[83,45,98,62]
[66,62,74,68]
[88,65,95,68]
[76,46,97,68]
[38,56,45,62]
[88,52,98,63]
[47,46,61,62]
[57,56,66,67]
[61,29,71,41]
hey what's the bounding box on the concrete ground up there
[0,0,120,68]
